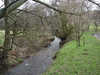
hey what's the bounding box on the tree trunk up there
[0,0,26,19]
[95,22,98,32]
[0,0,11,73]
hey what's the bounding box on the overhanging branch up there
[17,9,43,18]
[33,0,78,15]
[0,0,81,19]
[0,0,27,19]
[88,0,100,7]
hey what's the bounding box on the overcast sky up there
[91,0,100,10]
[0,0,52,8]
[0,0,100,10]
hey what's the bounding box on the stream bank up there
[3,36,61,75]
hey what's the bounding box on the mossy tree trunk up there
[0,0,11,73]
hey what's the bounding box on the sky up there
[0,0,4,8]
[0,0,100,10]
[0,0,52,9]
[91,0,100,10]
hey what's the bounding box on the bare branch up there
[0,0,81,19]
[88,0,100,7]
[17,9,43,18]
[33,0,79,15]
[0,0,27,19]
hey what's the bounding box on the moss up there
[0,31,5,46]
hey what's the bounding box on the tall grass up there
[43,32,100,75]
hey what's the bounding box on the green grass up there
[43,32,100,75]
[0,31,5,46]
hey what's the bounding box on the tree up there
[0,0,79,19]
[0,0,92,73]
[93,10,100,32]
[0,0,12,73]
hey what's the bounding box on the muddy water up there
[4,36,61,75]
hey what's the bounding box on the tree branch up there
[88,0,100,7]
[17,9,43,18]
[0,0,81,19]
[0,0,27,19]
[32,0,79,15]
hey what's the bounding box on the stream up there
[93,33,100,40]
[4,36,61,75]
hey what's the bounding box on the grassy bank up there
[43,32,100,75]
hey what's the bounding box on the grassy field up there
[43,32,100,75]
[0,31,5,46]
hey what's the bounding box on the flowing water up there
[4,36,61,75]
[93,33,100,40]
